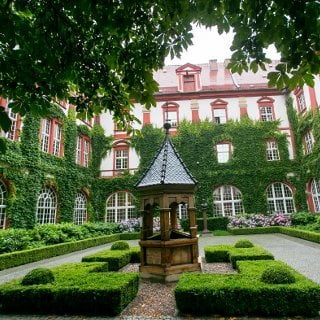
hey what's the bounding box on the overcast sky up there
[165,25,280,65]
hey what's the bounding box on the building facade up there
[0,59,320,229]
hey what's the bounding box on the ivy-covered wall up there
[0,105,112,228]
[132,105,314,216]
[1,97,319,228]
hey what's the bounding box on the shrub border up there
[228,226,320,244]
[0,232,140,270]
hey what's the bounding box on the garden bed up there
[175,260,320,317]
[0,262,139,316]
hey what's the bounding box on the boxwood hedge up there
[204,242,274,268]
[0,262,139,316]
[175,260,320,317]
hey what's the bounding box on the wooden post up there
[188,207,197,238]
[160,208,170,241]
[170,205,178,229]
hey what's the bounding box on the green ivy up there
[0,104,113,228]
[133,116,304,216]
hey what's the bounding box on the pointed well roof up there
[135,126,197,189]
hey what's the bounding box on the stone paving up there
[0,233,320,319]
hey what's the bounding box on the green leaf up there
[0,110,12,132]
[0,139,6,154]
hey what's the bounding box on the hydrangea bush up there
[118,217,181,233]
[228,213,291,229]
[118,219,140,233]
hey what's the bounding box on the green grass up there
[213,229,232,236]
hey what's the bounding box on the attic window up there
[183,74,195,91]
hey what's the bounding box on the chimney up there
[209,59,218,71]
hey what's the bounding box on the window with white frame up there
[260,106,274,121]
[52,122,62,156]
[0,180,7,229]
[297,92,307,112]
[105,191,135,223]
[213,108,227,124]
[166,111,178,127]
[76,135,91,167]
[40,118,51,153]
[266,140,280,161]
[213,185,244,217]
[178,203,188,219]
[311,179,320,213]
[36,187,57,224]
[216,143,231,163]
[304,131,314,154]
[74,192,87,224]
[40,118,62,156]
[266,182,295,214]
[115,149,128,170]
[1,100,20,141]
[162,103,179,128]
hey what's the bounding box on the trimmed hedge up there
[129,246,141,263]
[280,227,320,244]
[228,226,320,244]
[82,250,131,271]
[204,245,233,262]
[0,234,120,271]
[119,232,140,240]
[228,226,282,235]
[181,216,229,231]
[175,260,320,317]
[0,262,139,316]
[204,242,274,268]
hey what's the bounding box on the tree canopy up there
[0,0,319,134]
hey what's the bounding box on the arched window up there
[105,191,135,223]
[74,192,88,224]
[266,182,295,214]
[36,187,57,224]
[257,97,275,121]
[0,180,7,229]
[311,179,320,213]
[211,99,228,124]
[213,185,244,217]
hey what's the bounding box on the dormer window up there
[176,63,202,92]
[183,74,195,91]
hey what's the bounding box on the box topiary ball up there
[110,240,130,251]
[21,268,55,286]
[260,265,296,284]
[234,239,254,248]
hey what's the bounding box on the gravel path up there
[118,262,236,318]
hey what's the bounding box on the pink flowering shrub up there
[153,217,161,232]
[228,213,291,229]
[118,218,140,233]
[119,217,182,233]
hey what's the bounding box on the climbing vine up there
[0,104,113,228]
[133,115,305,216]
